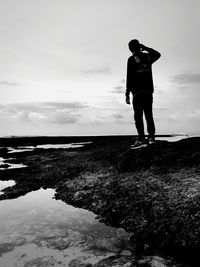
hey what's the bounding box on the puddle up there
[3,137,195,154]
[156,135,189,142]
[0,188,132,266]
[0,157,27,170]
[0,157,5,164]
[1,142,92,170]
[36,142,92,149]
[7,142,92,153]
[0,180,16,195]
[8,147,35,153]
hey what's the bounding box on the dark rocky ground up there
[1,136,200,266]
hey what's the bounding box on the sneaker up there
[130,139,148,149]
[148,137,156,144]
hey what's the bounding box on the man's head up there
[128,39,140,53]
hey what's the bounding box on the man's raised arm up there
[140,44,161,64]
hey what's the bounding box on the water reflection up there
[8,147,35,153]
[156,135,189,142]
[1,142,92,170]
[0,156,5,163]
[4,137,192,155]
[7,142,92,153]
[0,156,27,170]
[0,180,16,195]
[36,142,92,149]
[0,188,132,266]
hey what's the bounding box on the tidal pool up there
[7,147,35,153]
[156,135,189,142]
[36,142,92,149]
[2,142,92,170]
[7,142,92,153]
[0,180,16,195]
[0,188,133,267]
[0,156,27,170]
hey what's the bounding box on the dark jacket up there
[126,47,161,97]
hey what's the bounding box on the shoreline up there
[1,136,200,266]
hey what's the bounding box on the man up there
[125,39,161,148]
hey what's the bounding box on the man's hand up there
[126,96,130,105]
[140,44,147,51]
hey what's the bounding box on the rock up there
[87,237,121,253]
[24,256,57,267]
[120,250,132,256]
[137,256,169,267]
[93,255,134,267]
[68,258,92,267]
[0,243,15,256]
[14,237,26,246]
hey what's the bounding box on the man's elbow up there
[152,52,161,63]
[155,51,161,60]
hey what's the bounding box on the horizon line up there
[0,134,193,138]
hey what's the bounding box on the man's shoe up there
[148,137,156,144]
[130,139,148,149]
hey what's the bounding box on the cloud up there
[0,101,88,125]
[171,72,200,85]
[0,81,19,86]
[0,102,88,113]
[169,109,200,122]
[111,114,124,119]
[83,67,111,75]
[49,111,80,124]
[111,85,124,94]
[111,79,125,94]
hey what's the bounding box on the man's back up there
[126,47,161,96]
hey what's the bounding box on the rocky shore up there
[1,136,200,266]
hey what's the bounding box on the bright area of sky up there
[0,0,200,136]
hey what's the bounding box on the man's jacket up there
[126,47,161,97]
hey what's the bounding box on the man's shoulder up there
[128,55,136,63]
[128,52,147,60]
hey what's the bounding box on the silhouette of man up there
[125,39,161,148]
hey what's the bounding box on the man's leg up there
[144,93,155,139]
[133,94,145,141]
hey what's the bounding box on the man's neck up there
[133,51,141,56]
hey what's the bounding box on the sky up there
[0,0,200,136]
